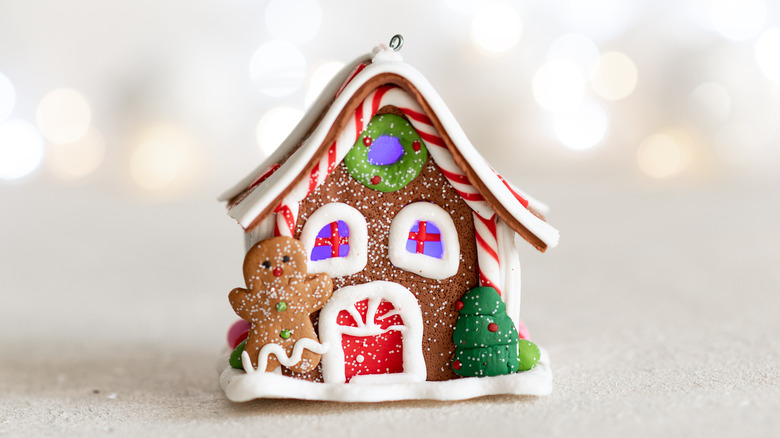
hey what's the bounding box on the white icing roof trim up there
[221,52,559,249]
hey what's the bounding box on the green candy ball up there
[517,340,541,371]
[229,340,246,369]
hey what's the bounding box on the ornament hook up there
[389,34,404,52]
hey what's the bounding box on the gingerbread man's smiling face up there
[243,236,308,290]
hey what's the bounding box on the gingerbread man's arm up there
[298,273,333,312]
[229,287,261,321]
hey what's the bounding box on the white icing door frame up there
[319,281,426,384]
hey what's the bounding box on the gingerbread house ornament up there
[219,36,560,402]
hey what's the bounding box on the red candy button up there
[452,360,462,370]
[488,323,499,332]
[412,140,421,152]
[363,136,372,147]
[455,301,464,311]
[371,175,381,185]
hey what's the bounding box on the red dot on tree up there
[371,175,381,185]
[452,360,462,370]
[488,323,499,332]
[363,136,372,147]
[412,140,421,152]
[455,301,464,311]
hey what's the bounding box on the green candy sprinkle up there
[279,329,291,339]
[276,301,287,312]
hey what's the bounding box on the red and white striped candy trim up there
[271,84,504,292]
[472,212,502,296]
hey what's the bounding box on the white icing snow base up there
[220,348,551,402]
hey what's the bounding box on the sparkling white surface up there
[2,172,778,436]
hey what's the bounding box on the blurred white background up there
[2,0,779,192]
[2,1,779,436]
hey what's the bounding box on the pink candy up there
[227,320,251,348]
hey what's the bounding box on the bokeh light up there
[265,0,322,45]
[591,52,638,101]
[0,72,15,121]
[636,132,688,179]
[532,61,585,113]
[249,41,307,97]
[256,106,304,156]
[471,3,522,53]
[130,125,199,191]
[36,89,92,144]
[755,27,780,83]
[46,127,105,180]
[555,0,634,42]
[553,101,609,150]
[0,119,45,181]
[710,0,766,41]
[548,34,600,80]
[688,82,731,124]
[305,61,346,108]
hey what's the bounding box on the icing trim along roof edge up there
[220,51,559,251]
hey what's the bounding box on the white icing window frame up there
[388,202,460,280]
[319,281,426,384]
[299,202,368,278]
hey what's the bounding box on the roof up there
[220,46,559,252]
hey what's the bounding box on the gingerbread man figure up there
[229,236,333,373]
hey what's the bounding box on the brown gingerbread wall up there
[291,155,479,382]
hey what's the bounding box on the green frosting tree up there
[451,286,540,377]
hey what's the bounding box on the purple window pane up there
[337,220,349,237]
[425,222,441,234]
[405,220,444,259]
[367,135,404,165]
[311,220,350,261]
[422,241,444,259]
[316,223,333,239]
[311,245,333,261]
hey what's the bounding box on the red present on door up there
[338,299,405,382]
[319,281,427,384]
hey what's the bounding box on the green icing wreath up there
[344,113,428,192]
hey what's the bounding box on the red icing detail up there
[407,221,441,254]
[371,86,392,115]
[452,360,462,370]
[337,299,405,383]
[371,175,381,185]
[412,140,421,152]
[335,63,367,98]
[227,320,251,348]
[488,322,499,332]
[314,221,349,257]
[455,301,464,311]
[247,163,281,190]
[363,136,372,147]
[478,269,501,296]
[495,172,530,208]
[272,267,283,277]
